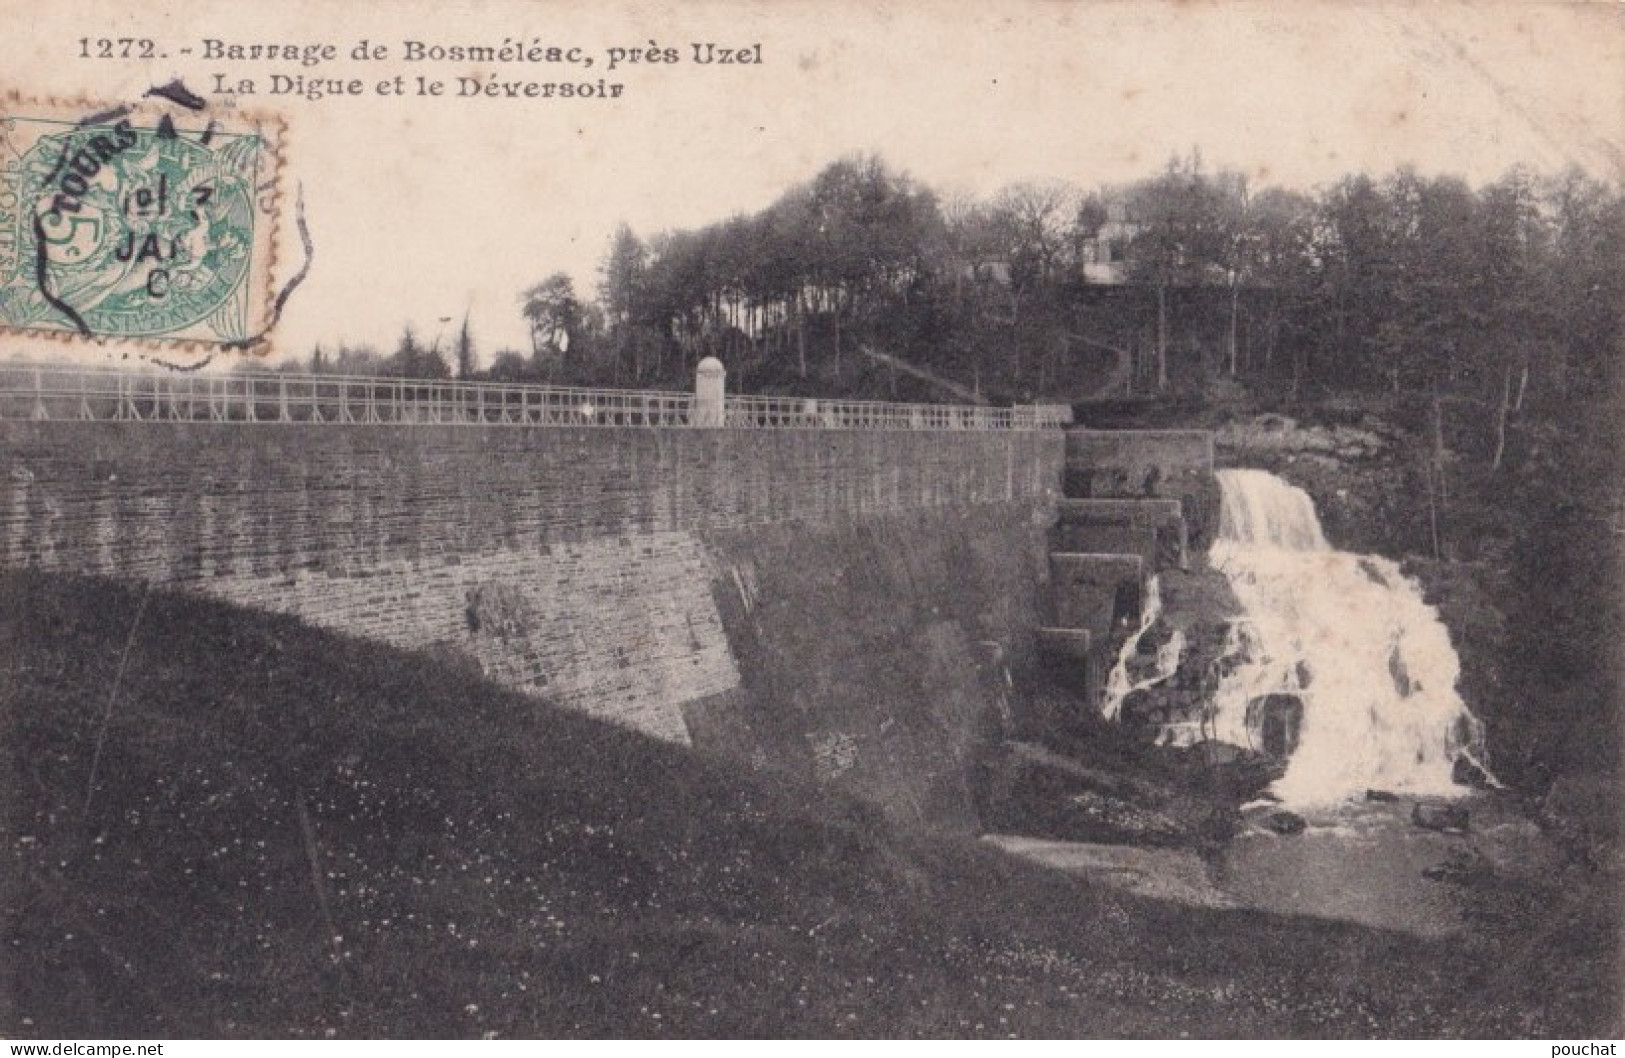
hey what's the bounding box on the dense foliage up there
[285,152,1619,421]
[527,153,1621,413]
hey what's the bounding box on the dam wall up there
[0,419,1063,826]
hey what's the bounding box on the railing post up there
[31,368,48,421]
[693,356,725,427]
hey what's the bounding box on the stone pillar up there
[693,356,725,427]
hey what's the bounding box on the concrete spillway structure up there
[1038,430,1216,713]
[1052,498,1188,571]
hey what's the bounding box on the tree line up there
[564,153,1618,411]
[282,151,1620,423]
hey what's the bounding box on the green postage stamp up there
[0,96,281,347]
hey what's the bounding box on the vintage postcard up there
[1,0,1621,1044]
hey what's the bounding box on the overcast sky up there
[3,0,1621,368]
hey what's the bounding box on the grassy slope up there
[1,571,1616,1039]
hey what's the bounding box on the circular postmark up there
[0,100,280,348]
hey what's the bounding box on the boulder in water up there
[1262,810,1307,835]
[1411,801,1470,833]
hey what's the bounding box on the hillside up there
[2,571,1617,1038]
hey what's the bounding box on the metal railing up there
[723,394,1062,430]
[0,365,1072,431]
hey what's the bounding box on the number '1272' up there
[78,38,158,59]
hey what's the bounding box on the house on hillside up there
[1078,200,1142,285]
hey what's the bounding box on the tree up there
[486,349,536,382]
[991,180,1077,289]
[612,153,947,389]
[1246,187,1317,383]
[1311,173,1402,391]
[520,273,583,380]
[453,313,476,381]
[380,324,450,379]
[327,344,383,375]
[598,225,647,329]
[1069,190,1110,282]
[941,191,994,300]
[596,225,654,382]
[1540,167,1624,401]
[1124,154,1234,389]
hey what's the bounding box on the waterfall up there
[1207,468,1488,806]
[1101,575,1184,721]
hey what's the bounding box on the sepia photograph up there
[0,0,1620,1042]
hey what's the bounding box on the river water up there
[992,792,1563,937]
[1219,798,1488,936]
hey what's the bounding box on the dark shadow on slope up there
[1,571,1616,1039]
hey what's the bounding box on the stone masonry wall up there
[1,422,1063,766]
[698,505,1055,829]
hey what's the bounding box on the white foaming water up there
[1102,575,1184,721]
[1207,469,1485,806]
